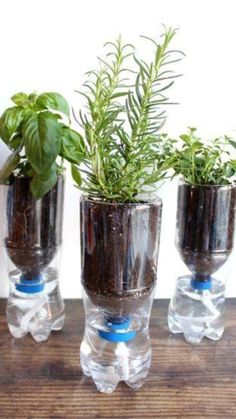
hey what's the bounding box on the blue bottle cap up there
[98,329,136,342]
[105,316,131,331]
[15,274,44,294]
[191,277,212,290]
[98,316,136,342]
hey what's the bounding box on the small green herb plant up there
[72,27,183,202]
[0,92,84,198]
[171,127,236,185]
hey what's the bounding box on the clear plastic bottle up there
[80,290,153,394]
[168,180,236,344]
[3,174,65,342]
[168,276,225,344]
[80,195,162,393]
[7,268,65,342]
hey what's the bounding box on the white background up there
[1,0,236,298]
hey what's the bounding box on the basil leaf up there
[23,111,62,174]
[61,127,85,163]
[36,92,70,118]
[11,92,29,106]
[0,148,21,183]
[71,164,82,186]
[9,134,23,150]
[0,118,9,144]
[30,163,58,199]
[0,106,25,144]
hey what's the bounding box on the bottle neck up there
[98,315,136,342]
[15,274,44,294]
[191,276,212,290]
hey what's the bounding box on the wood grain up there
[0,298,236,418]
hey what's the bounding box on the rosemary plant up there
[171,127,236,185]
[72,27,183,202]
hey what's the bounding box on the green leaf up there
[0,106,25,144]
[36,92,70,118]
[11,92,28,106]
[28,92,38,101]
[61,127,85,163]
[228,139,236,149]
[71,164,82,186]
[18,162,34,177]
[9,133,23,150]
[0,149,21,183]
[110,92,128,99]
[30,163,58,199]
[72,30,182,201]
[0,118,9,144]
[23,111,62,174]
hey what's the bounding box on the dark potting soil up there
[176,182,236,278]
[5,175,64,279]
[80,198,162,314]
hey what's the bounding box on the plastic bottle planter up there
[4,175,65,342]
[168,180,236,344]
[80,196,162,393]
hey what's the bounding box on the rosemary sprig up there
[75,37,133,197]
[73,27,183,202]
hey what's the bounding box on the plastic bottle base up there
[31,331,51,343]
[168,315,224,344]
[125,374,149,390]
[8,315,65,342]
[51,315,65,331]
[80,347,151,393]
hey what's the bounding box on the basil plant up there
[0,92,85,198]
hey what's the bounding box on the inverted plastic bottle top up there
[98,316,136,342]
[15,274,44,294]
[191,277,212,290]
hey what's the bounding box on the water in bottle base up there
[8,314,65,342]
[7,272,65,342]
[168,312,224,344]
[80,349,151,393]
[80,291,154,393]
[168,276,225,345]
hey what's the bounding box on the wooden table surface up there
[0,298,236,419]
